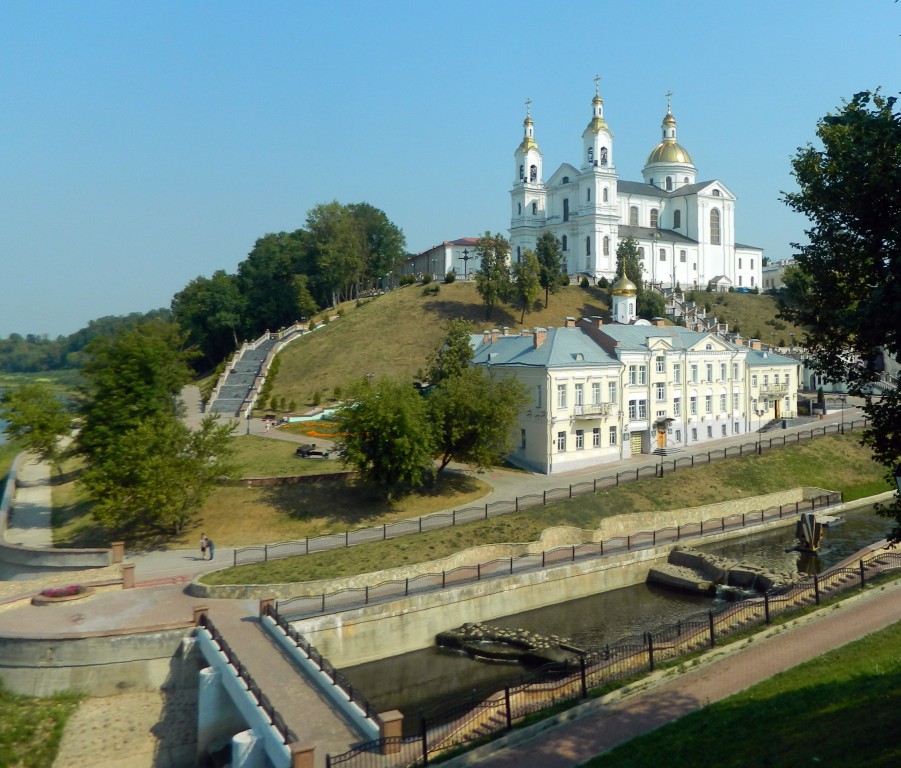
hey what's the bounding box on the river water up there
[342,504,894,720]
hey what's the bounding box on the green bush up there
[444,271,456,283]
[421,273,433,285]
[399,274,416,286]
[422,283,440,296]
[597,276,610,289]
[580,276,590,288]
[312,390,322,407]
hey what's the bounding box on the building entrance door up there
[630,432,643,455]
[656,426,666,448]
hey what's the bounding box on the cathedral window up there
[585,236,591,256]
[517,203,522,215]
[588,147,594,165]
[602,188,608,202]
[517,246,521,262]
[530,165,537,182]
[629,206,638,226]
[712,188,721,196]
[587,188,591,202]
[710,208,721,245]
[562,176,569,184]
[659,249,666,261]
[680,250,686,262]
[563,199,569,222]
[532,202,537,215]
[600,147,608,165]
[650,208,659,228]
[666,176,673,191]
[519,165,524,180]
[673,210,681,228]
[561,235,568,251]
[603,236,610,256]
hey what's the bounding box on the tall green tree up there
[172,270,246,368]
[615,236,644,287]
[337,378,434,497]
[427,318,474,385]
[0,384,70,468]
[779,263,813,310]
[512,250,541,323]
[429,366,529,475]
[780,90,901,539]
[81,413,235,536]
[474,232,511,320]
[535,232,567,307]
[77,320,193,462]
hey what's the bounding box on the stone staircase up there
[208,337,280,417]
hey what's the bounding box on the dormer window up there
[712,188,721,197]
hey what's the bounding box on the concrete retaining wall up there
[292,513,801,667]
[0,624,198,697]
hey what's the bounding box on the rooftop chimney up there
[491,329,500,343]
[533,328,548,348]
[564,317,576,328]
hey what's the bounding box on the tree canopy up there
[426,318,474,385]
[0,384,71,468]
[474,232,512,320]
[512,250,542,323]
[780,90,901,538]
[535,232,567,307]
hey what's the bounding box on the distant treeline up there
[0,309,172,373]
[1,200,408,374]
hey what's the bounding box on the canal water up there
[341,504,894,719]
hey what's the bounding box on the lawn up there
[0,684,81,768]
[201,433,891,585]
[587,617,901,768]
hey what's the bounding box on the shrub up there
[332,384,343,401]
[444,271,456,283]
[580,276,590,288]
[321,314,330,325]
[399,274,416,286]
[337,307,345,317]
[597,276,610,289]
[422,283,440,296]
[288,400,297,412]
[312,390,322,407]
[421,273,433,285]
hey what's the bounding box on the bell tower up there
[510,99,546,263]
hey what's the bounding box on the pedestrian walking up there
[200,533,208,560]
[207,539,215,560]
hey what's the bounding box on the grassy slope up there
[202,433,891,584]
[588,619,901,768]
[270,281,612,408]
[685,290,805,345]
[0,686,81,768]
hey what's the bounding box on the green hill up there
[685,290,804,346]
[267,283,804,409]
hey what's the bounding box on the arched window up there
[650,208,659,228]
[666,176,673,191]
[517,203,522,215]
[588,147,594,165]
[585,236,591,256]
[602,187,608,203]
[673,210,681,228]
[516,246,521,262]
[629,206,638,226]
[600,147,607,165]
[710,208,721,244]
[587,188,591,202]
[519,165,524,180]
[561,234,568,251]
[563,198,569,222]
[683,176,689,183]
[529,165,537,182]
[603,236,610,256]
[712,188,721,196]
[562,176,569,184]
[532,202,537,215]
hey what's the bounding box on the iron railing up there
[325,547,901,767]
[233,419,868,568]
[275,492,842,620]
[198,614,298,745]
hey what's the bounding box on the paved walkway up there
[455,571,901,767]
[4,453,53,547]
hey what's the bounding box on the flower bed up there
[31,584,94,606]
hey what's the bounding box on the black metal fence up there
[197,614,297,745]
[233,419,868,568]
[275,492,842,620]
[325,547,901,767]
[262,603,382,725]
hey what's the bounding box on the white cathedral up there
[510,80,762,291]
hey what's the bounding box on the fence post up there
[648,634,655,672]
[421,716,429,767]
[742,513,746,527]
[814,573,820,605]
[510,557,514,574]
[485,504,489,520]
[627,535,631,550]
[264,544,268,562]
[570,484,573,498]
[580,656,588,698]
[504,687,513,730]
[405,577,409,596]
[572,545,576,562]
[653,530,656,546]
[305,537,309,555]
[860,560,866,588]
[365,586,369,604]
[321,594,325,613]
[515,497,519,512]
[543,490,547,505]
[708,611,716,647]
[383,524,387,540]
[419,517,422,533]
[764,592,771,625]
[594,478,597,492]
[345,531,349,548]
[542,551,546,568]
[442,571,446,589]
[721,517,725,532]
[233,549,237,567]
[676,524,680,541]
[477,564,481,581]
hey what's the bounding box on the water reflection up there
[342,505,892,718]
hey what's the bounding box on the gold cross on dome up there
[594,74,601,95]
[666,90,673,112]
[525,97,532,117]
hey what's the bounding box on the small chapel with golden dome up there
[510,79,763,292]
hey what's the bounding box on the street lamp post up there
[789,332,795,352]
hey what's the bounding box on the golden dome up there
[611,275,638,295]
[646,140,693,165]
[518,136,538,153]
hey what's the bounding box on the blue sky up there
[2,1,899,337]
